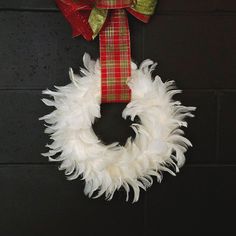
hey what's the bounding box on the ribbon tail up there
[56,0,94,40]
[132,0,157,15]
[127,0,158,23]
[89,8,108,39]
[126,8,150,23]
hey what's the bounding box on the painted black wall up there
[0,1,236,235]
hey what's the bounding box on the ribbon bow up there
[56,0,157,102]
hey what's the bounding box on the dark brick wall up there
[0,1,235,235]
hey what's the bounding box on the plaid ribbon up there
[56,0,157,103]
[100,9,131,102]
[96,0,132,9]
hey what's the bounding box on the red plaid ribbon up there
[56,0,157,103]
[100,9,131,102]
[96,0,132,9]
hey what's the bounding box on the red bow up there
[56,0,155,103]
[56,0,151,39]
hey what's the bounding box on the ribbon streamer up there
[56,0,157,102]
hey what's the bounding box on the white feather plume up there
[40,54,196,202]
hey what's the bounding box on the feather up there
[40,55,195,202]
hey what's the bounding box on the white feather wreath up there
[40,54,196,202]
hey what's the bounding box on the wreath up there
[40,54,195,202]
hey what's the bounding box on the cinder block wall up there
[0,1,235,235]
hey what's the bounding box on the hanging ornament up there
[40,0,196,202]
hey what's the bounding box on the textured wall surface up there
[0,1,236,235]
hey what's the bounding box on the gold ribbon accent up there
[88,0,157,38]
[132,0,157,15]
[88,8,108,38]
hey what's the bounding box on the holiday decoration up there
[55,0,156,103]
[40,0,196,202]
